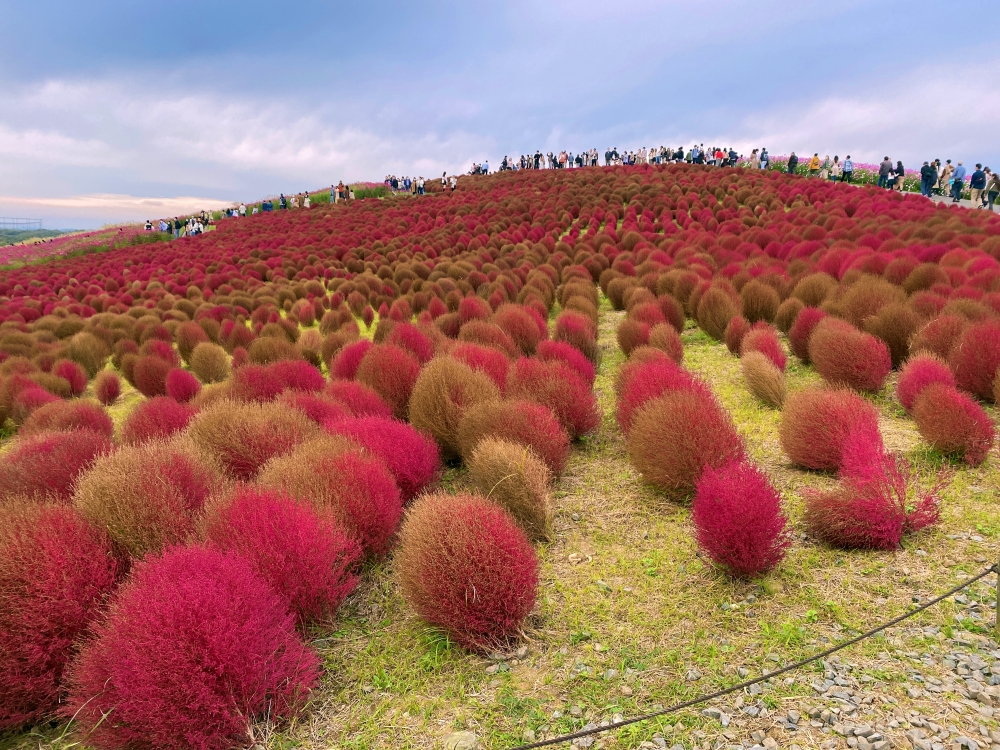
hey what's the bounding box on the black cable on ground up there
[506,564,998,750]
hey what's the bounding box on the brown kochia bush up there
[862,303,922,368]
[456,399,571,475]
[187,400,319,481]
[468,438,553,541]
[791,273,837,307]
[73,438,225,558]
[189,342,231,383]
[696,286,737,341]
[740,279,781,323]
[774,297,804,334]
[409,357,500,458]
[741,351,786,408]
[626,389,745,499]
[67,332,111,377]
[779,387,881,471]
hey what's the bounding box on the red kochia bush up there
[324,416,441,501]
[385,322,434,364]
[779,387,881,471]
[804,434,941,549]
[910,314,967,359]
[132,355,172,398]
[724,315,752,355]
[896,353,956,413]
[19,399,114,438]
[616,319,650,356]
[64,546,320,750]
[355,344,421,419]
[553,310,599,363]
[93,370,121,406]
[505,357,599,439]
[740,324,787,371]
[120,396,197,445]
[492,305,545,354]
[396,493,538,652]
[329,339,373,379]
[11,386,59,424]
[450,342,511,392]
[912,384,995,466]
[324,379,393,418]
[456,399,571,474]
[693,461,790,578]
[52,359,87,396]
[229,363,283,402]
[165,368,201,403]
[948,319,1000,400]
[535,339,596,386]
[626,389,745,498]
[0,430,112,503]
[788,306,827,362]
[202,488,361,626]
[279,390,351,425]
[808,318,892,392]
[0,503,119,732]
[616,359,706,434]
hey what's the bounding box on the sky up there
[1,0,998,229]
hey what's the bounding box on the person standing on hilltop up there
[760,148,769,169]
[952,162,967,202]
[441,171,447,190]
[842,155,854,183]
[787,152,798,175]
[970,163,987,207]
[830,156,841,181]
[920,161,936,196]
[877,157,892,189]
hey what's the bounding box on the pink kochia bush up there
[202,488,361,626]
[948,319,1000,401]
[63,546,321,750]
[396,493,538,652]
[505,357,600,439]
[896,353,956,413]
[0,503,119,732]
[0,429,113,503]
[324,379,393,418]
[804,430,942,549]
[164,368,201,403]
[740,325,786,371]
[323,416,441,501]
[779,387,881,471]
[912,384,995,466]
[808,318,892,393]
[692,461,790,578]
[535,339,596,386]
[329,339,373,379]
[120,396,197,445]
[616,359,705,434]
[19,399,114,438]
[52,359,88,396]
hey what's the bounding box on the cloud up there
[0,193,233,222]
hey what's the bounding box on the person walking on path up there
[830,156,841,181]
[819,154,830,179]
[952,162,967,202]
[842,156,854,183]
[970,164,987,207]
[760,148,770,169]
[920,161,936,197]
[787,152,798,175]
[809,153,821,176]
[891,160,905,191]
[987,170,1000,211]
[938,160,953,196]
[877,157,892,188]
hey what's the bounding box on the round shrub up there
[175,321,210,363]
[808,318,892,392]
[257,437,402,557]
[139,339,180,367]
[468,438,552,541]
[396,492,538,652]
[741,351,786,408]
[948,319,1000,401]
[910,314,967,360]
[93,370,121,406]
[741,325,786,371]
[647,323,684,364]
[740,279,781,323]
[615,346,677,396]
[202,488,361,626]
[164,368,201,403]
[189,342,230,384]
[132,355,172,398]
[493,305,544,354]
[724,315,752,355]
[0,430,113,504]
[120,396,197,445]
[897,353,956,413]
[187,400,319,481]
[0,502,119,732]
[324,416,441,502]
[535,339,596,386]
[553,311,599,363]
[775,297,805,334]
[409,357,500,457]
[52,359,87,396]
[912,384,995,466]
[458,296,492,324]
[788,307,827,363]
[228,363,283,402]
[67,332,110,377]
[279,390,351,425]
[458,320,520,358]
[457,399,570,475]
[450,342,511,392]
[356,344,421,419]
[330,339,373,380]
[63,546,320,750]
[11,386,59,424]
[779,387,881,471]
[506,357,600,439]
[696,286,737,340]
[626,389,745,498]
[693,460,790,578]
[863,303,921,368]
[247,335,299,365]
[325,379,393,418]
[616,359,706,434]
[19,399,113,438]
[74,439,224,557]
[616,318,650,356]
[385,322,435,364]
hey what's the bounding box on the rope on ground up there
[506,564,999,750]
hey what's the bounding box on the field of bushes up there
[1,165,1000,750]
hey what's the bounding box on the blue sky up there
[1,0,998,228]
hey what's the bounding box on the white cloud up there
[0,193,234,223]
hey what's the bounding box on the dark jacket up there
[920,164,935,181]
[787,155,798,171]
[879,160,892,176]
[971,170,987,189]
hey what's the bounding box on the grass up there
[2,296,999,749]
